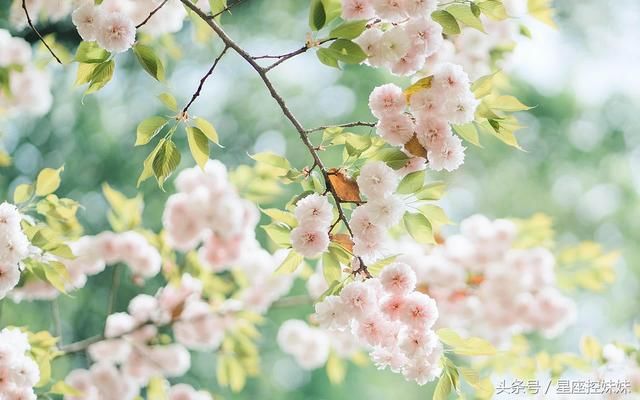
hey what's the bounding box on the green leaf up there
[487,95,531,112]
[35,167,63,197]
[250,151,291,173]
[447,4,485,32]
[397,170,425,194]
[416,181,446,200]
[322,251,341,284]
[137,138,165,187]
[403,212,435,244]
[75,41,110,63]
[330,20,368,39]
[186,126,210,169]
[275,249,304,274]
[75,63,98,86]
[309,0,326,31]
[477,0,508,20]
[146,377,168,400]
[329,39,367,64]
[326,352,347,384]
[158,92,178,112]
[433,371,452,400]
[316,47,341,68]
[431,10,461,35]
[404,76,434,102]
[85,60,115,94]
[437,328,497,356]
[133,44,165,81]
[580,335,602,361]
[321,0,342,22]
[453,123,481,147]
[262,223,291,247]
[44,261,72,294]
[209,0,227,22]
[14,183,34,203]
[471,71,499,99]
[372,148,411,169]
[420,204,452,232]
[135,116,168,146]
[368,255,399,276]
[227,356,246,392]
[261,208,298,227]
[194,117,221,146]
[528,0,556,27]
[152,139,181,187]
[50,381,84,396]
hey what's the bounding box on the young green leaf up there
[152,139,181,187]
[329,39,367,64]
[322,251,341,284]
[158,92,178,112]
[329,20,368,39]
[133,44,165,81]
[447,4,485,32]
[397,170,425,194]
[317,47,341,68]
[453,123,481,147]
[477,0,508,20]
[186,126,210,169]
[75,41,110,63]
[403,212,435,244]
[85,60,115,94]
[275,249,304,274]
[14,183,34,204]
[431,10,461,35]
[35,167,64,197]
[194,117,221,146]
[136,116,168,146]
[309,0,326,31]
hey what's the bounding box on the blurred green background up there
[1,0,638,398]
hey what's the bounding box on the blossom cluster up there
[0,30,53,116]
[8,0,74,30]
[70,0,215,53]
[64,365,212,400]
[162,160,259,270]
[421,0,527,80]
[350,161,405,261]
[343,0,443,76]
[0,328,40,400]
[0,202,30,300]
[8,230,161,302]
[277,319,361,370]
[309,262,443,385]
[290,193,334,258]
[369,62,478,172]
[394,214,576,344]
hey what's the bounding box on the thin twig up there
[305,121,377,134]
[182,45,230,114]
[209,0,248,19]
[21,0,62,64]
[179,0,371,276]
[136,0,170,29]
[255,38,336,72]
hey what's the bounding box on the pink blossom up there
[314,295,350,330]
[96,12,136,53]
[340,281,376,319]
[400,292,438,329]
[380,262,417,295]
[290,225,330,258]
[368,83,406,119]
[341,0,376,20]
[426,133,466,172]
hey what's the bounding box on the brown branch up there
[255,38,337,72]
[21,0,62,64]
[182,45,229,114]
[209,0,248,20]
[305,121,377,134]
[136,0,170,29]
[179,0,370,276]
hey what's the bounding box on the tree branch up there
[178,0,370,276]
[254,38,336,72]
[21,0,62,64]
[209,0,248,20]
[182,45,229,115]
[136,0,170,29]
[305,121,377,134]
